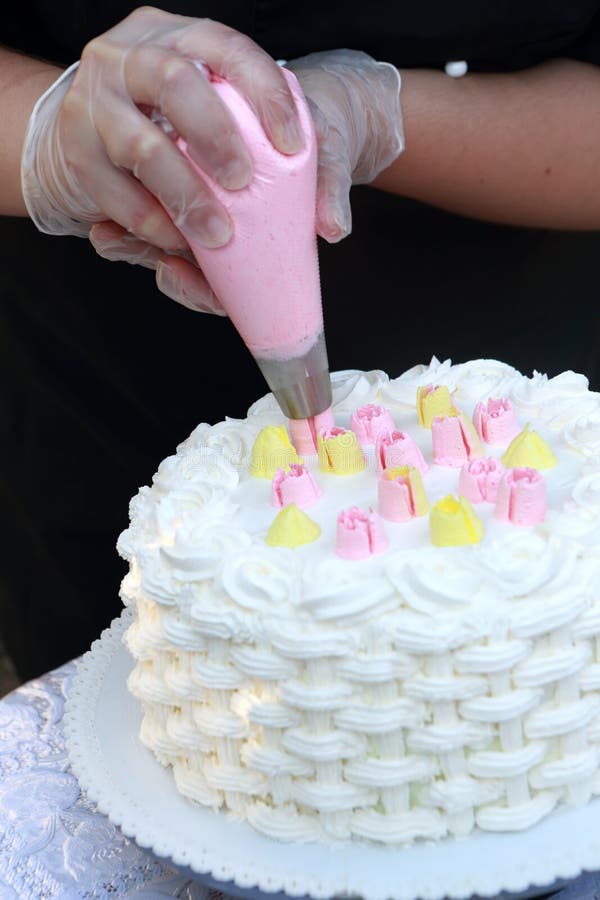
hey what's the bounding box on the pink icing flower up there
[459,457,505,504]
[272,464,322,509]
[473,398,521,446]
[349,404,396,447]
[494,467,547,526]
[378,466,429,522]
[432,412,483,468]
[336,506,388,560]
[289,407,335,455]
[375,430,428,475]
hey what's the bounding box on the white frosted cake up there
[118,358,600,845]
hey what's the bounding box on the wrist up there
[20,62,99,236]
[352,60,404,186]
[0,49,63,216]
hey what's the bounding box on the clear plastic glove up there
[287,49,404,242]
[21,6,304,313]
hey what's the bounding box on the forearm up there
[0,48,62,215]
[374,59,600,230]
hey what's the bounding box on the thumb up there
[315,161,353,243]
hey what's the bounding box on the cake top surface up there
[118,358,600,652]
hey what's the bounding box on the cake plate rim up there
[64,610,600,900]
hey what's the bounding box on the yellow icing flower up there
[430,494,483,546]
[500,424,557,471]
[317,428,366,475]
[250,425,301,479]
[266,503,321,547]
[417,384,456,429]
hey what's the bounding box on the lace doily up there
[0,637,210,898]
[64,612,600,900]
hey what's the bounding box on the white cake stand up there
[63,611,600,900]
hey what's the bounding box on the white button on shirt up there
[445,60,468,77]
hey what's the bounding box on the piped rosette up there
[336,506,388,559]
[375,430,428,475]
[473,397,520,446]
[494,467,547,526]
[432,410,484,467]
[272,463,322,509]
[378,466,429,522]
[349,403,396,448]
[458,457,505,504]
[318,427,366,475]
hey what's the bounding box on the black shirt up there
[6,1,600,71]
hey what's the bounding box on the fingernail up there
[157,262,226,314]
[333,215,350,240]
[318,209,348,243]
[184,211,231,248]
[204,214,232,246]
[274,116,304,154]
[156,261,199,310]
[156,261,175,296]
[215,155,252,190]
[197,298,228,316]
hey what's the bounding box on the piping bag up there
[176,67,333,438]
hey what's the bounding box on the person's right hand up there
[287,49,404,244]
[21,6,304,313]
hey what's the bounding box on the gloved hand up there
[21,7,304,313]
[287,49,404,242]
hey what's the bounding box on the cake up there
[117,358,600,845]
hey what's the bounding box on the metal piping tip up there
[254,332,332,419]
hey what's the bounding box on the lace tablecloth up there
[1,661,599,900]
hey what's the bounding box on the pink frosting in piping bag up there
[175,67,332,422]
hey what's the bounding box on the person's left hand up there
[287,49,404,243]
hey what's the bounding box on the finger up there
[90,95,232,248]
[89,220,165,268]
[90,220,225,314]
[77,149,189,250]
[91,220,199,269]
[316,169,352,243]
[304,96,328,147]
[315,138,353,243]
[123,45,252,190]
[83,6,184,44]
[172,20,304,154]
[156,256,226,314]
[61,86,191,251]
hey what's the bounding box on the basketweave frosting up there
[118,358,600,845]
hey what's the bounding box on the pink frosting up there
[177,69,322,360]
[432,415,482,468]
[336,507,388,560]
[289,407,335,455]
[473,398,521,446]
[322,426,346,441]
[272,463,322,509]
[458,457,505,503]
[378,472,419,522]
[375,430,428,475]
[349,404,396,447]
[494,467,547,526]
